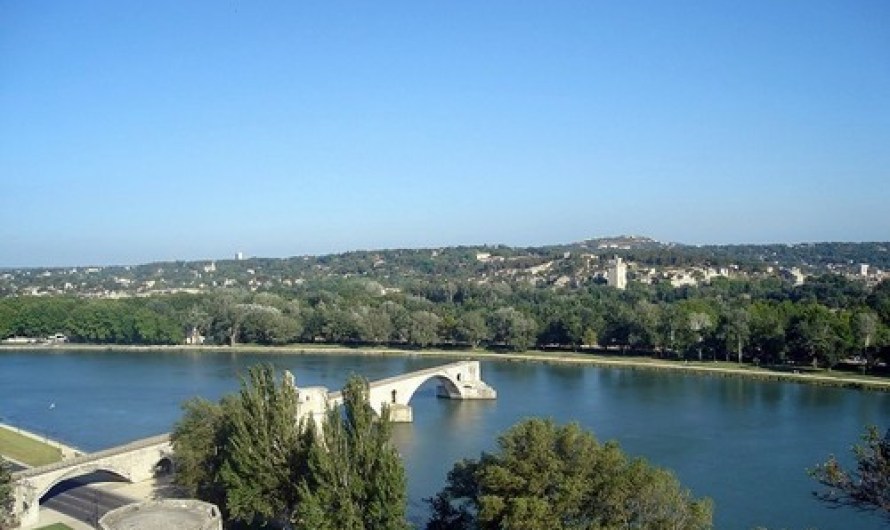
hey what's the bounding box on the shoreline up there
[3,343,890,392]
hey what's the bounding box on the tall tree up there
[811,425,890,518]
[171,397,230,511]
[220,365,309,527]
[426,418,712,530]
[294,375,409,530]
[172,364,311,528]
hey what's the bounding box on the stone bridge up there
[296,360,496,423]
[10,360,495,527]
[12,434,172,527]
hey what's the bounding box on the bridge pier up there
[436,379,497,400]
[14,482,40,528]
[388,403,413,423]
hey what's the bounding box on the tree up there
[0,456,16,530]
[488,307,537,351]
[853,311,879,352]
[787,303,846,368]
[409,310,441,347]
[718,306,750,364]
[455,311,488,348]
[172,364,311,528]
[171,397,231,511]
[294,375,409,530]
[811,425,890,517]
[221,366,310,527]
[426,418,712,530]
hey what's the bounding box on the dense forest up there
[2,272,889,371]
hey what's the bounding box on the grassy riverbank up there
[5,342,890,391]
[0,425,63,467]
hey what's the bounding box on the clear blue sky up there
[2,1,888,267]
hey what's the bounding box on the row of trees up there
[171,364,713,529]
[3,276,890,369]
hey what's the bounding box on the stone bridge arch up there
[31,462,133,503]
[366,360,497,422]
[13,434,171,527]
[297,360,496,426]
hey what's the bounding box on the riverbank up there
[3,343,890,392]
[0,423,80,467]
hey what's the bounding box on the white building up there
[607,257,627,290]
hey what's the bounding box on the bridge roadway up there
[12,360,495,528]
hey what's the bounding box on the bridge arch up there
[368,369,468,415]
[33,463,133,503]
[397,373,462,405]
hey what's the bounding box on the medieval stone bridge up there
[12,433,172,527]
[295,360,497,424]
[10,360,495,527]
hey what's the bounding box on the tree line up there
[2,275,890,370]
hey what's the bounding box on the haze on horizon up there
[2,2,888,268]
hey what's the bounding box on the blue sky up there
[2,1,888,267]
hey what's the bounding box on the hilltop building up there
[607,257,627,290]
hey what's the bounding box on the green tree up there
[409,310,441,347]
[0,456,16,530]
[294,375,409,530]
[171,364,311,528]
[171,397,230,511]
[853,311,879,352]
[427,418,712,530]
[488,307,537,351]
[811,425,890,517]
[718,305,750,364]
[220,365,309,527]
[787,303,846,368]
[455,311,488,348]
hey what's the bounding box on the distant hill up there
[1,237,888,298]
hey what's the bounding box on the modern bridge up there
[10,360,495,527]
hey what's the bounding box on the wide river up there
[1,349,888,529]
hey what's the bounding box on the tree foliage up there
[811,425,890,517]
[220,365,310,526]
[172,364,311,528]
[294,375,409,530]
[172,366,408,529]
[3,271,889,368]
[426,418,713,530]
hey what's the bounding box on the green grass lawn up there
[0,426,63,466]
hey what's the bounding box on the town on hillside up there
[1,237,887,299]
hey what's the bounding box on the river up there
[1,349,888,529]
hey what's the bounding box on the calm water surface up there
[1,350,888,529]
